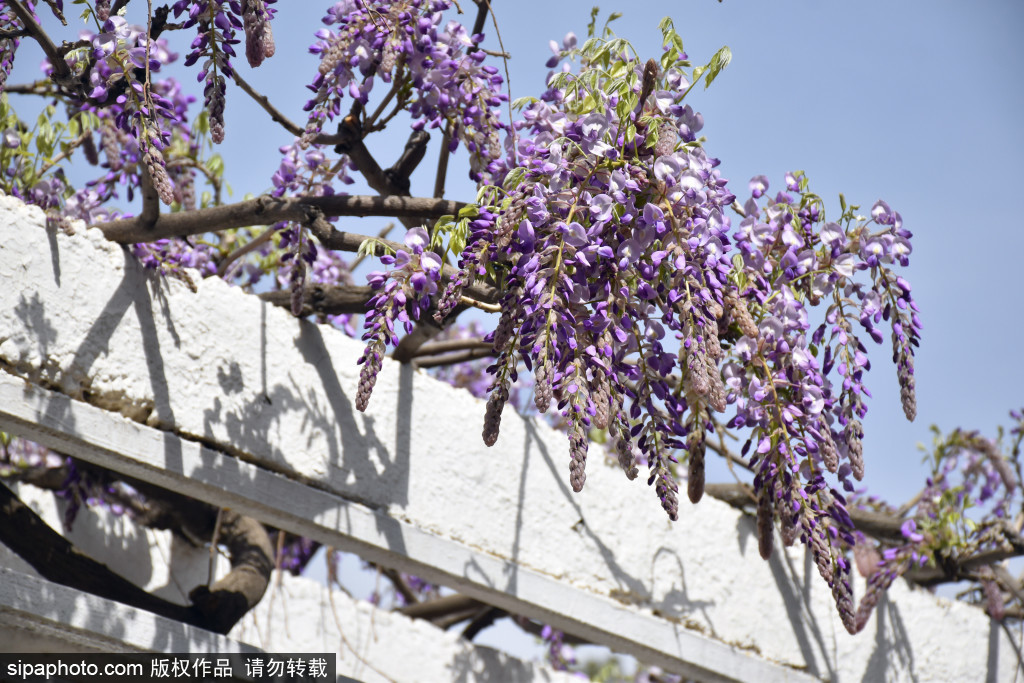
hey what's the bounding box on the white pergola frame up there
[0,196,1016,681]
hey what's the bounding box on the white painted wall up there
[0,195,1018,681]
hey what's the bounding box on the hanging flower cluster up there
[352,17,921,632]
[173,0,277,142]
[427,25,740,523]
[0,3,22,93]
[356,227,443,410]
[41,15,186,205]
[851,419,1021,630]
[305,0,507,181]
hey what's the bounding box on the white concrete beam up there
[0,568,256,655]
[0,372,801,682]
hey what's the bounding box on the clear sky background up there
[7,0,1024,664]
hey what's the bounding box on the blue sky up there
[10,0,1023,509]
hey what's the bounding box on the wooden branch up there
[259,284,375,316]
[3,460,274,635]
[461,606,505,640]
[259,281,494,320]
[412,338,494,357]
[907,542,1024,587]
[398,593,485,620]
[39,0,67,25]
[470,0,489,37]
[704,482,907,542]
[432,122,453,199]
[7,1,74,85]
[381,566,419,606]
[333,115,396,198]
[302,214,501,305]
[94,194,467,244]
[232,70,346,147]
[413,347,495,369]
[329,115,458,360]
[386,129,431,195]
[706,481,1024,589]
[434,605,487,630]
[391,316,446,363]
[188,510,274,634]
[138,161,160,228]
[0,479,198,625]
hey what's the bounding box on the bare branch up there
[399,594,485,620]
[704,482,908,542]
[0,479,198,625]
[137,161,161,228]
[232,70,347,145]
[217,225,276,278]
[461,606,505,640]
[40,0,67,25]
[433,121,453,199]
[380,566,419,606]
[413,338,494,357]
[413,347,494,369]
[94,193,467,244]
[7,0,73,83]
[111,0,133,16]
[333,114,404,198]
[258,284,374,316]
[459,295,501,313]
[386,130,431,195]
[470,0,489,36]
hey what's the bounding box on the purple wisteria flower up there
[356,227,443,411]
[304,0,507,181]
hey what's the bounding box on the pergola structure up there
[0,196,1016,681]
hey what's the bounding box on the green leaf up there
[587,6,600,38]
[207,154,224,178]
[502,167,526,192]
[430,215,454,249]
[357,237,395,258]
[660,47,679,72]
[644,125,659,149]
[510,96,538,111]
[457,204,479,220]
[615,94,631,121]
[703,46,732,89]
